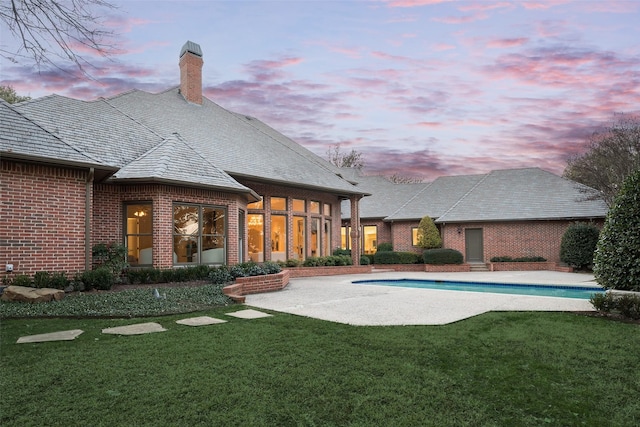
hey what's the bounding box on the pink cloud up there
[432,13,488,24]
[521,1,571,10]
[458,2,513,12]
[384,0,455,8]
[487,38,529,48]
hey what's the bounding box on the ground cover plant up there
[2,310,640,426]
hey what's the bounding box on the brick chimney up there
[179,41,203,105]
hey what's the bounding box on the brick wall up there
[1,160,88,278]
[442,220,604,263]
[93,183,244,267]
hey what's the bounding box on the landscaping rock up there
[1,285,65,303]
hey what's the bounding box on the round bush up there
[560,222,600,269]
[593,169,640,290]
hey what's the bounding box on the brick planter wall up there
[287,265,372,278]
[374,264,425,272]
[223,270,290,302]
[489,262,574,272]
[424,264,472,272]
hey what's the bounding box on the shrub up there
[81,267,115,291]
[360,255,371,265]
[560,222,600,269]
[5,274,32,287]
[209,266,233,285]
[377,242,393,252]
[594,169,640,291]
[397,252,420,264]
[262,262,282,274]
[374,251,400,265]
[490,256,547,263]
[423,249,464,265]
[92,242,128,281]
[416,216,442,249]
[285,258,302,267]
[590,292,640,320]
[332,248,351,256]
[362,254,375,265]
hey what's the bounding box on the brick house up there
[341,168,608,265]
[1,41,367,280]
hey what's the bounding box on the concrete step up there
[469,263,489,272]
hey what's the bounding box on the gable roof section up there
[111,133,257,198]
[385,174,485,221]
[104,88,363,196]
[436,168,608,222]
[341,174,426,218]
[0,100,107,169]
[344,168,607,222]
[15,94,163,168]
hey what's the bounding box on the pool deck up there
[244,270,601,326]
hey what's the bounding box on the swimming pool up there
[353,279,605,299]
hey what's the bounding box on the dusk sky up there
[2,0,639,180]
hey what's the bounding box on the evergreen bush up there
[416,216,442,249]
[560,222,600,269]
[423,249,464,265]
[377,242,393,252]
[374,251,400,264]
[594,169,640,290]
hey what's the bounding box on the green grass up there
[2,309,640,426]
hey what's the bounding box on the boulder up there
[1,286,65,303]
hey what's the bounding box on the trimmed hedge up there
[377,242,393,252]
[373,251,421,265]
[490,256,547,263]
[423,249,464,265]
[560,222,600,269]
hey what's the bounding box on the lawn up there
[2,308,640,426]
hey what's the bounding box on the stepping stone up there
[176,316,227,326]
[17,329,84,344]
[226,309,272,319]
[102,322,167,335]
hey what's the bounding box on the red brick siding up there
[93,184,244,267]
[442,220,604,263]
[1,160,88,278]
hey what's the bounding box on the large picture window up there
[173,204,226,264]
[363,225,377,254]
[125,203,153,265]
[248,214,264,262]
[271,215,287,262]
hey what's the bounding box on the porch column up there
[349,194,362,265]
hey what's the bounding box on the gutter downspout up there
[85,168,94,271]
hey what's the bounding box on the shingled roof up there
[0,100,107,169]
[343,168,607,223]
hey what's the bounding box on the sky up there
[1,0,639,181]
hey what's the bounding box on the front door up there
[465,228,484,262]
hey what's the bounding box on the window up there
[311,218,320,257]
[173,204,226,264]
[323,219,331,256]
[293,216,305,260]
[248,197,263,209]
[248,214,264,262]
[341,226,350,250]
[271,215,287,262]
[363,225,377,254]
[125,203,153,265]
[412,227,419,246]
[323,204,331,216]
[271,197,286,211]
[310,201,320,214]
[293,199,305,212]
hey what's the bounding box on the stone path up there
[15,309,273,344]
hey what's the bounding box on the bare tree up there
[387,173,423,184]
[0,0,118,76]
[326,143,365,170]
[563,113,640,207]
[0,85,31,103]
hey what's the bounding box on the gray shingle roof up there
[343,168,607,222]
[103,88,362,195]
[341,174,424,218]
[0,100,106,168]
[12,88,362,196]
[436,168,608,222]
[112,133,256,196]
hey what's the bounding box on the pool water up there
[353,279,605,300]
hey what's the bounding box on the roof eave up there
[108,177,260,201]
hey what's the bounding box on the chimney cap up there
[180,40,202,58]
